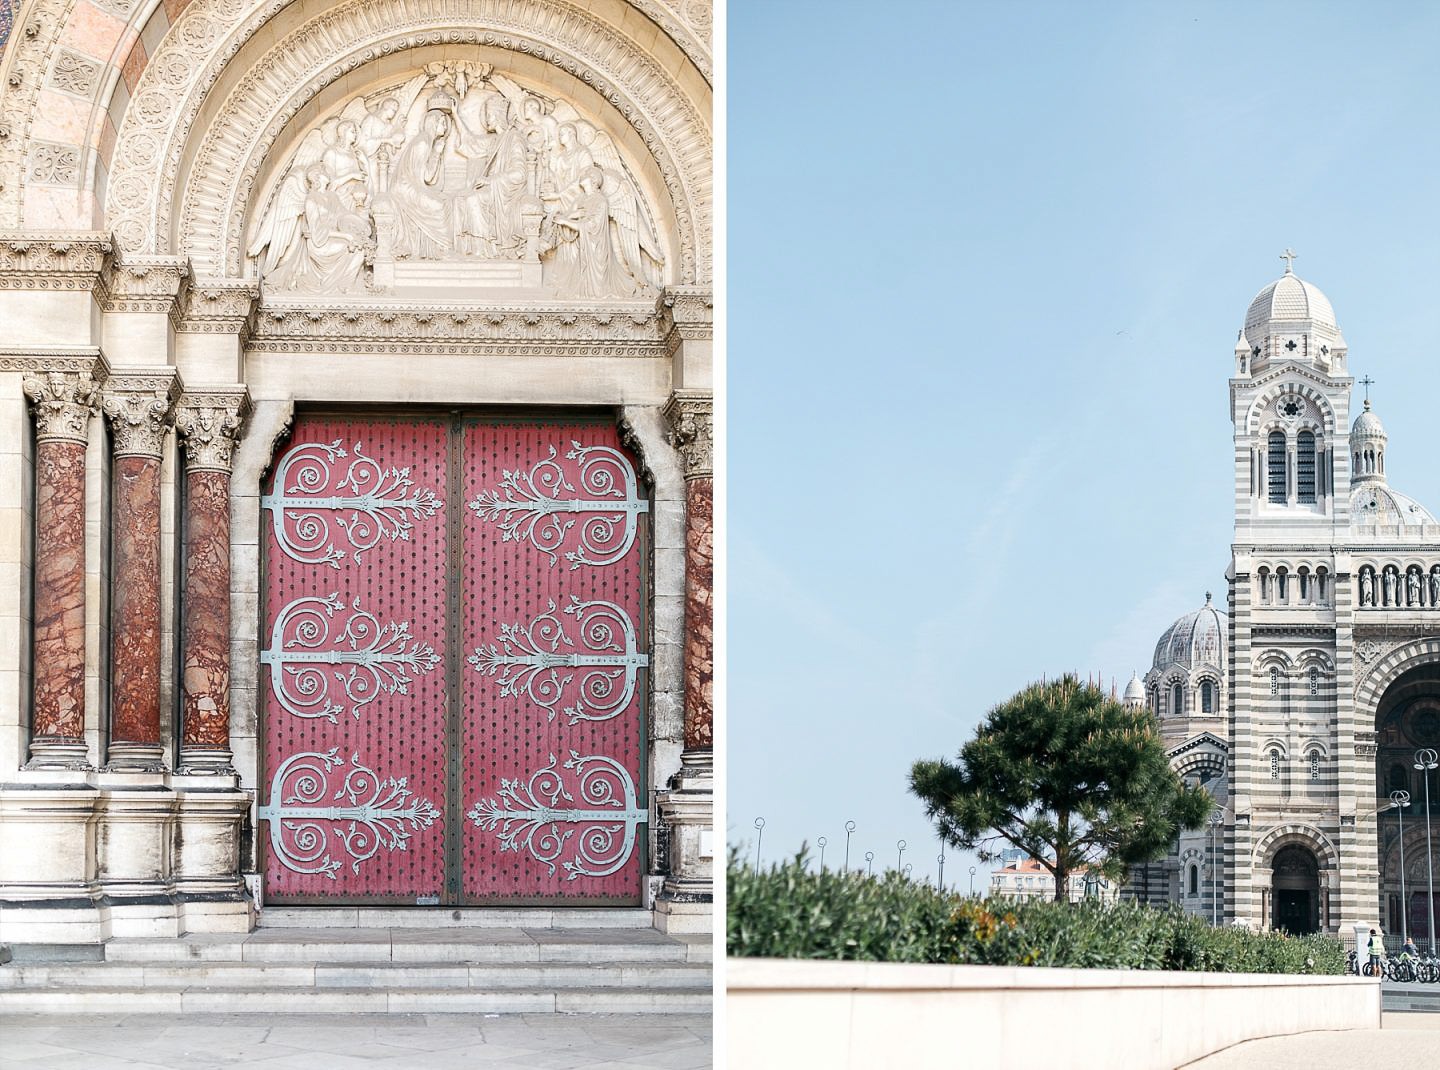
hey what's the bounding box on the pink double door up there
[257,413,648,905]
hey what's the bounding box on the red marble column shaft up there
[32,439,89,743]
[683,476,713,751]
[181,469,231,750]
[110,455,163,746]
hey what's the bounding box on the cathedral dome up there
[1349,484,1437,527]
[1152,594,1227,674]
[1122,673,1146,706]
[1352,401,1386,439]
[1244,270,1336,337]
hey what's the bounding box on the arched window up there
[1389,764,1409,795]
[1296,431,1316,503]
[1309,668,1319,695]
[1309,752,1321,781]
[1189,864,1198,896]
[1270,749,1280,779]
[1201,681,1215,713]
[1270,667,1280,695]
[1171,683,1183,717]
[1268,431,1287,503]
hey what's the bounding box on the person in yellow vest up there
[1368,929,1385,978]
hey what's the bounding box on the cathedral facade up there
[1127,258,1440,940]
[0,0,712,948]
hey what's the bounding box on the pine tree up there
[910,674,1212,902]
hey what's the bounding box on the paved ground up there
[1182,1011,1440,1068]
[0,1012,712,1070]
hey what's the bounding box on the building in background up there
[1126,256,1440,939]
[989,856,1117,904]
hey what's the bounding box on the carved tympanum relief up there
[247,61,664,299]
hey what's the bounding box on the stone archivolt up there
[90,0,710,283]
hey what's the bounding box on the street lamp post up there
[1392,789,1413,946]
[1417,749,1438,953]
[753,817,765,871]
[897,839,906,872]
[844,821,856,872]
[937,852,946,893]
[817,836,828,872]
[1209,809,1224,927]
[969,865,977,897]
[865,851,874,877]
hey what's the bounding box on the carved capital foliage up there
[658,286,713,339]
[102,372,183,457]
[101,254,192,317]
[176,279,261,337]
[0,231,113,292]
[174,388,252,472]
[663,391,712,480]
[22,366,103,443]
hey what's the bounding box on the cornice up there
[246,299,667,357]
[176,278,261,338]
[0,232,113,292]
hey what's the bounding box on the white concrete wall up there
[727,959,1381,1070]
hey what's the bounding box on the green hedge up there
[727,850,1345,974]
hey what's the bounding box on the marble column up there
[22,369,102,770]
[654,392,714,932]
[667,395,714,753]
[174,392,249,773]
[101,374,180,771]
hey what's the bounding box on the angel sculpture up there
[358,98,407,194]
[549,167,658,298]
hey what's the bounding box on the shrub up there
[727,849,1345,974]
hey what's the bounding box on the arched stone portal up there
[1375,663,1440,939]
[1271,845,1321,935]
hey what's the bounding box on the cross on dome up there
[1280,248,1298,274]
[1359,375,1375,405]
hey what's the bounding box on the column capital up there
[101,370,183,458]
[174,387,251,473]
[0,231,113,294]
[12,352,107,444]
[99,253,192,322]
[663,391,713,481]
[657,286,713,341]
[175,278,260,341]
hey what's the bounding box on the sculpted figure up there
[545,123,594,209]
[387,109,454,259]
[286,167,369,293]
[550,168,645,297]
[1384,568,1397,606]
[248,168,310,281]
[1409,569,1422,606]
[1431,570,1440,607]
[322,120,367,201]
[358,98,407,193]
[1360,570,1374,607]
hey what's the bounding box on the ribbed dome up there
[1352,401,1386,439]
[1152,595,1227,674]
[1244,271,1337,336]
[1350,484,1437,528]
[1123,673,1146,704]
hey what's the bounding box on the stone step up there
[0,985,713,1015]
[103,927,707,965]
[0,959,709,990]
[256,907,656,930]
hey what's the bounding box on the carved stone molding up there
[246,299,666,356]
[174,388,252,473]
[629,0,711,83]
[663,391,712,481]
[22,364,105,444]
[0,232,113,291]
[176,279,261,338]
[101,254,192,318]
[659,286,712,339]
[102,372,184,458]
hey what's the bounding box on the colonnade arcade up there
[0,0,712,943]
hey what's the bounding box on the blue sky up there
[727,1,1440,887]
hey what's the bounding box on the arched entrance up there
[1272,845,1320,934]
[1375,664,1440,937]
